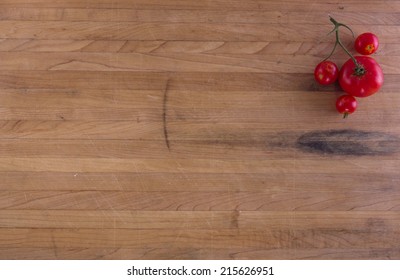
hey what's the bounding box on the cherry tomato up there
[336,95,357,118]
[355,32,379,55]
[314,60,339,85]
[338,56,383,97]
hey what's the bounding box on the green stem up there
[323,41,338,62]
[326,16,363,72]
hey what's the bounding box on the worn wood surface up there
[1,0,400,260]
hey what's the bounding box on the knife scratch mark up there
[51,231,59,259]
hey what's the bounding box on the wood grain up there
[1,1,399,260]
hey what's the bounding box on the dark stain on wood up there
[296,129,399,156]
[366,218,386,230]
[162,79,171,151]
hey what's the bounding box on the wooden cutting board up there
[0,0,399,259]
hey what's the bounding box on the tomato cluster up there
[314,17,383,118]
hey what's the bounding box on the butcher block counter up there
[0,0,399,260]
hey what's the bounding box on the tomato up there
[355,32,379,55]
[338,56,383,97]
[336,95,357,118]
[314,60,339,85]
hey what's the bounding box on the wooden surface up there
[1,0,400,260]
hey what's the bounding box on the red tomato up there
[355,32,379,55]
[336,95,357,118]
[338,56,383,97]
[314,60,339,85]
